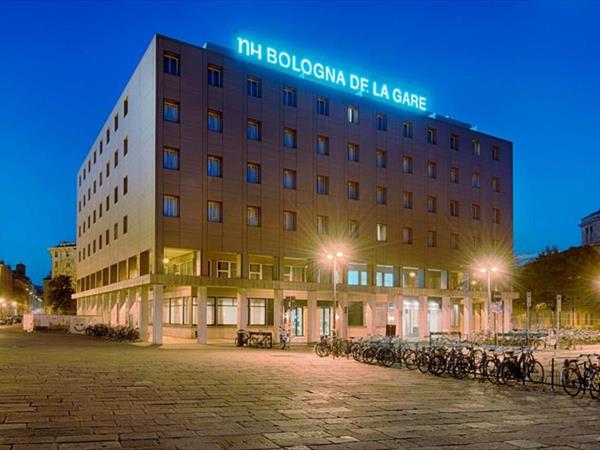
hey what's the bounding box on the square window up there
[316,96,329,116]
[376,223,387,242]
[347,181,359,200]
[427,161,437,178]
[283,211,296,231]
[247,76,261,97]
[283,87,297,106]
[472,172,481,188]
[376,113,387,131]
[316,175,329,195]
[163,52,180,75]
[347,143,359,162]
[403,121,413,138]
[347,105,359,123]
[376,186,387,205]
[163,100,180,122]
[376,149,387,168]
[208,64,223,87]
[427,127,437,144]
[492,145,500,161]
[163,195,179,217]
[163,147,179,170]
[247,163,261,184]
[472,139,481,156]
[283,169,296,189]
[316,135,329,155]
[450,133,460,150]
[208,201,223,222]
[247,119,261,140]
[207,155,223,177]
[402,155,413,174]
[247,206,261,227]
[283,127,297,148]
[208,110,223,132]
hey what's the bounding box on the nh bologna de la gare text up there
[237,37,428,112]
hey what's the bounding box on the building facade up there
[74,34,515,344]
[581,209,600,247]
[48,242,77,280]
[0,262,35,317]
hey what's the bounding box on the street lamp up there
[326,250,344,337]
[478,264,500,343]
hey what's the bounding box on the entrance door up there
[402,298,420,338]
[318,307,331,337]
[291,306,304,337]
[428,300,441,333]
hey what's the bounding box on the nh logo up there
[237,38,262,60]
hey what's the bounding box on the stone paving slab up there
[1,327,600,449]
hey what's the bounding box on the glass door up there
[291,306,304,337]
[318,307,331,337]
[402,298,420,338]
[428,299,441,333]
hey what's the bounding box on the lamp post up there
[327,251,344,337]
[479,266,499,342]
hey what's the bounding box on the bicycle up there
[561,354,600,398]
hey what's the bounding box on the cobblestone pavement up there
[1,327,600,450]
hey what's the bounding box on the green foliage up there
[517,246,600,309]
[46,275,75,314]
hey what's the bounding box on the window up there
[347,143,359,162]
[472,139,480,156]
[106,195,110,211]
[114,150,119,168]
[283,169,296,189]
[114,186,118,204]
[123,176,128,195]
[376,186,387,205]
[376,149,387,168]
[163,147,179,170]
[347,181,359,200]
[283,265,306,282]
[376,113,387,131]
[450,133,459,150]
[427,161,437,178]
[427,230,437,247]
[402,155,413,173]
[249,265,273,281]
[347,105,359,123]
[99,139,103,154]
[403,120,413,138]
[376,265,394,287]
[114,114,119,131]
[215,262,236,279]
[492,145,500,161]
[163,100,180,122]
[207,155,223,177]
[123,215,128,234]
[208,201,223,222]
[450,200,459,217]
[427,196,437,213]
[106,161,110,177]
[123,98,128,117]
[163,52,180,75]
[283,211,296,231]
[247,119,261,140]
[113,222,118,240]
[492,208,501,224]
[347,220,359,238]
[316,135,329,155]
[317,215,329,235]
[316,96,329,115]
[376,223,387,242]
[283,127,297,148]
[106,128,110,143]
[248,299,267,325]
[207,110,223,132]
[163,195,179,217]
[93,151,96,164]
[472,172,481,188]
[427,127,437,144]
[403,227,413,244]
[247,76,261,97]
[99,172,103,186]
[402,191,413,209]
[247,206,261,227]
[316,175,329,195]
[472,204,481,220]
[492,176,500,192]
[123,137,128,156]
[450,167,459,184]
[106,229,109,245]
[348,302,364,326]
[247,163,261,184]
[347,264,368,286]
[473,235,482,247]
[216,298,237,324]
[208,65,223,87]
[450,233,459,250]
[283,87,297,106]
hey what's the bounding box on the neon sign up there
[236,37,427,112]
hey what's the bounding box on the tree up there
[46,275,75,314]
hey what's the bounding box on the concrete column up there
[273,289,283,342]
[481,299,490,331]
[126,289,134,327]
[104,294,111,324]
[139,286,149,341]
[367,297,376,335]
[419,295,428,339]
[393,295,403,337]
[463,296,472,338]
[196,287,208,344]
[503,296,512,333]
[237,289,248,329]
[307,292,318,343]
[152,285,163,345]
[339,292,348,339]
[441,296,451,332]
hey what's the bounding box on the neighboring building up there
[581,209,600,247]
[74,34,515,344]
[0,262,35,317]
[49,242,77,280]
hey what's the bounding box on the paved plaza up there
[1,327,600,450]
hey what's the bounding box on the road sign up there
[492,290,502,302]
[556,294,562,312]
[490,302,503,314]
[526,291,532,308]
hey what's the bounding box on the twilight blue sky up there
[0,1,599,284]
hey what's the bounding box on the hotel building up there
[74,34,515,344]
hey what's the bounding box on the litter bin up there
[236,329,247,347]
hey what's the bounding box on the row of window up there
[162,195,502,231]
[79,176,128,236]
[79,216,128,262]
[164,51,502,160]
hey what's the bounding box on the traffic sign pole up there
[526,291,531,346]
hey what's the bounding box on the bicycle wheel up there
[589,370,600,399]
[527,361,545,384]
[453,356,470,380]
[403,350,418,370]
[561,367,582,397]
[429,355,446,376]
[377,348,396,368]
[362,347,377,364]
[417,353,430,374]
[499,361,519,386]
[315,342,330,357]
